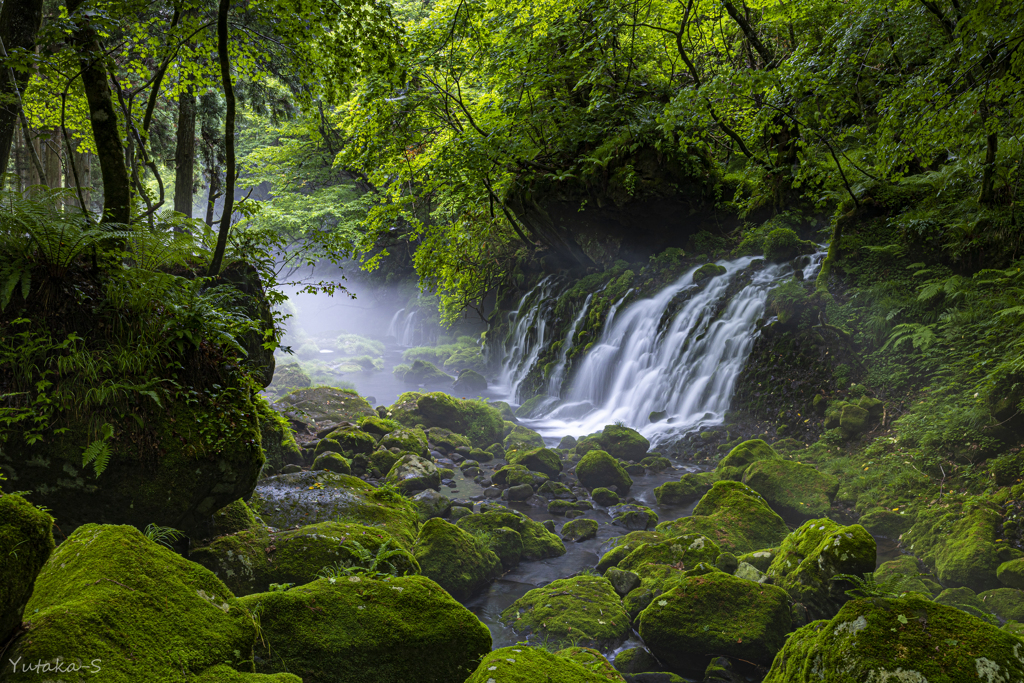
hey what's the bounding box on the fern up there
[881,323,938,352]
[143,523,184,548]
[832,572,917,599]
[316,539,408,581]
[81,422,115,477]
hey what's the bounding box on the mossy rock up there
[452,369,488,394]
[655,481,788,554]
[562,518,599,542]
[597,531,667,572]
[269,362,312,394]
[508,447,563,478]
[576,424,650,461]
[209,498,260,538]
[312,452,352,475]
[443,347,487,374]
[609,503,658,531]
[464,646,623,683]
[192,521,419,596]
[654,473,712,506]
[239,575,491,682]
[556,647,624,681]
[0,494,54,643]
[592,487,621,506]
[638,572,792,674]
[979,587,1024,622]
[693,263,727,283]
[715,439,778,479]
[934,586,999,625]
[857,508,916,539]
[515,394,555,419]
[742,459,839,520]
[767,518,876,621]
[369,449,401,476]
[762,594,1024,682]
[256,397,304,472]
[501,575,630,650]
[489,401,518,423]
[761,227,816,263]
[388,392,504,448]
[873,555,939,597]
[319,426,380,457]
[576,450,633,492]
[906,504,1003,592]
[612,647,661,674]
[380,428,430,458]
[394,359,454,385]
[493,464,536,488]
[5,524,264,682]
[618,534,720,574]
[504,424,547,453]
[737,548,778,573]
[385,453,441,493]
[483,526,524,570]
[638,456,671,472]
[425,427,471,453]
[251,471,419,546]
[274,387,375,426]
[997,557,1024,589]
[839,403,870,438]
[357,415,398,438]
[413,518,501,601]
[456,510,566,561]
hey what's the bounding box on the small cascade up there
[497,276,560,402]
[386,308,428,347]
[546,292,594,396]
[385,309,405,339]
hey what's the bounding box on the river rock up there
[742,459,839,520]
[315,426,378,458]
[412,488,452,521]
[609,503,658,530]
[0,494,54,644]
[380,428,430,458]
[452,368,488,393]
[384,453,440,493]
[239,575,491,682]
[638,572,792,674]
[934,586,999,624]
[538,480,574,499]
[606,567,642,597]
[311,452,351,474]
[592,487,621,506]
[483,526,524,570]
[413,518,501,600]
[873,555,941,597]
[507,483,535,501]
[493,464,535,488]
[504,424,547,453]
[394,359,453,385]
[208,498,260,537]
[576,424,650,460]
[737,548,777,572]
[501,575,630,649]
[714,439,779,481]
[656,481,789,554]
[465,646,620,683]
[576,450,633,492]
[387,391,505,448]
[761,594,1024,682]
[274,386,376,428]
[766,518,876,621]
[597,530,667,572]
[613,646,662,674]
[508,447,563,478]
[558,435,578,449]
[457,510,566,560]
[618,534,721,573]
[561,518,599,542]
[979,587,1024,622]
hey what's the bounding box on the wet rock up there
[240,574,491,682]
[737,548,777,572]
[394,359,454,385]
[577,424,650,461]
[597,530,668,572]
[613,647,661,674]
[388,391,505,448]
[483,526,524,570]
[281,463,303,474]
[592,487,621,506]
[208,498,260,538]
[412,489,452,521]
[425,426,471,454]
[507,483,535,501]
[483,487,502,498]
[638,456,671,473]
[384,453,440,493]
[501,575,630,649]
[508,447,563,478]
[457,510,566,560]
[315,426,378,458]
[561,518,599,542]
[606,567,642,597]
[618,534,720,573]
[577,450,633,492]
[275,386,376,426]
[449,505,473,523]
[715,551,739,574]
[359,416,398,438]
[742,459,839,520]
[414,518,502,600]
[505,424,547,453]
[452,368,488,393]
[693,263,727,283]
[714,439,779,481]
[380,428,430,458]
[0,494,54,643]
[311,452,352,474]
[558,435,578,449]
[610,503,658,531]
[538,480,575,499]
[493,464,536,488]
[465,646,618,683]
[979,587,1024,622]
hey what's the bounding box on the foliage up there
[315,539,409,580]
[832,572,918,599]
[143,523,184,548]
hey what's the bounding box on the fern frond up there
[81,439,111,477]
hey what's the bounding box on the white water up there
[546,292,594,396]
[501,253,825,448]
[386,308,427,347]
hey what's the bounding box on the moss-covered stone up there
[457,510,566,561]
[464,646,622,683]
[380,428,430,458]
[556,647,625,681]
[413,518,501,600]
[508,447,563,478]
[0,494,53,643]
[312,452,352,474]
[592,487,621,506]
[388,392,504,448]
[609,503,658,530]
[576,425,650,461]
[638,572,792,674]
[251,471,419,546]
[240,575,491,683]
[425,427,471,453]
[493,463,536,488]
[483,526,524,570]
[742,459,839,520]
[761,227,815,263]
[873,555,940,597]
[269,362,312,394]
[612,647,661,674]
[656,481,789,554]
[501,575,630,649]
[767,518,876,621]
[737,548,777,573]
[318,426,379,457]
[905,504,1003,592]
[638,456,671,473]
[979,587,1024,622]
[618,534,721,575]
[838,403,870,438]
[715,439,778,481]
[5,524,264,681]
[275,386,376,426]
[385,453,441,493]
[256,398,304,472]
[452,369,488,394]
[997,557,1024,589]
[369,449,400,476]
[693,263,727,283]
[934,586,999,625]
[655,472,713,506]
[411,489,452,521]
[857,508,915,539]
[209,498,260,538]
[762,595,1024,682]
[394,359,454,385]
[576,450,633,492]
[562,518,599,542]
[597,531,667,572]
[504,424,547,454]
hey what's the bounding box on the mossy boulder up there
[562,518,599,542]
[256,398,304,472]
[857,508,915,539]
[4,524,268,682]
[609,503,658,531]
[737,548,777,573]
[457,510,566,561]
[906,504,1003,592]
[839,403,870,438]
[191,521,419,596]
[597,530,667,572]
[413,518,501,601]
[654,472,712,506]
[618,534,720,574]
[239,575,491,682]
[385,453,441,493]
[369,449,401,476]
[394,359,454,385]
[714,439,778,480]
[425,427,471,453]
[576,425,650,461]
[312,452,352,474]
[742,459,839,520]
[0,494,54,644]
[317,426,379,457]
[501,575,630,649]
[576,450,633,492]
[761,227,815,263]
[613,647,661,674]
[452,369,488,394]
[388,392,504,447]
[762,595,1024,682]
[508,447,563,478]
[274,387,375,427]
[412,489,451,521]
[465,646,623,683]
[493,463,537,488]
[874,555,940,597]
[591,488,619,506]
[251,471,419,546]
[209,498,260,537]
[514,394,554,419]
[934,586,999,625]
[997,557,1024,589]
[693,263,727,283]
[504,424,547,453]
[979,587,1024,622]
[638,572,792,674]
[767,518,876,621]
[269,362,312,394]
[380,428,430,458]
[357,415,398,438]
[483,526,525,569]
[656,481,788,554]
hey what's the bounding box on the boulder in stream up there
[465,646,622,683]
[457,509,566,561]
[508,446,564,478]
[384,453,441,493]
[389,391,505,448]
[413,518,501,600]
[576,450,633,492]
[742,459,839,520]
[576,424,651,460]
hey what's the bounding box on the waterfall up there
[386,309,405,339]
[496,276,560,402]
[386,308,423,347]
[506,254,823,448]
[546,292,594,396]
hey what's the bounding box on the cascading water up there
[386,308,425,347]
[503,253,824,448]
[546,292,595,396]
[496,276,560,402]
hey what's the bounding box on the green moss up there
[692,263,727,283]
[656,481,789,554]
[357,415,398,438]
[425,427,471,453]
[737,548,777,573]
[767,518,876,621]
[388,392,504,447]
[369,449,400,476]
[561,518,599,542]
[312,452,352,474]
[0,494,54,642]
[268,362,312,394]
[508,447,563,478]
[256,397,303,472]
[239,575,491,682]
[839,403,870,438]
[6,524,259,681]
[464,646,621,683]
[576,425,650,460]
[858,508,916,539]
[274,386,375,425]
[654,472,712,506]
[874,555,939,597]
[493,464,536,488]
[210,498,260,537]
[504,424,547,454]
[905,504,1003,592]
[384,454,441,493]
[380,428,429,458]
[612,647,660,674]
[742,459,839,519]
[609,503,658,531]
[592,487,621,506]
[762,227,815,263]
[979,588,1024,622]
[762,595,1024,682]
[934,586,999,625]
[413,518,501,600]
[483,526,524,570]
[393,359,454,385]
[501,576,629,649]
[456,510,566,561]
[638,572,792,674]
[716,439,779,476]
[515,394,554,419]
[618,534,720,574]
[318,426,378,457]
[997,557,1024,589]
[597,531,667,572]
[576,450,633,491]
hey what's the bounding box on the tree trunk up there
[174,87,196,218]
[0,0,44,178]
[207,0,235,278]
[205,162,221,227]
[67,0,131,224]
[980,132,998,205]
[44,127,61,189]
